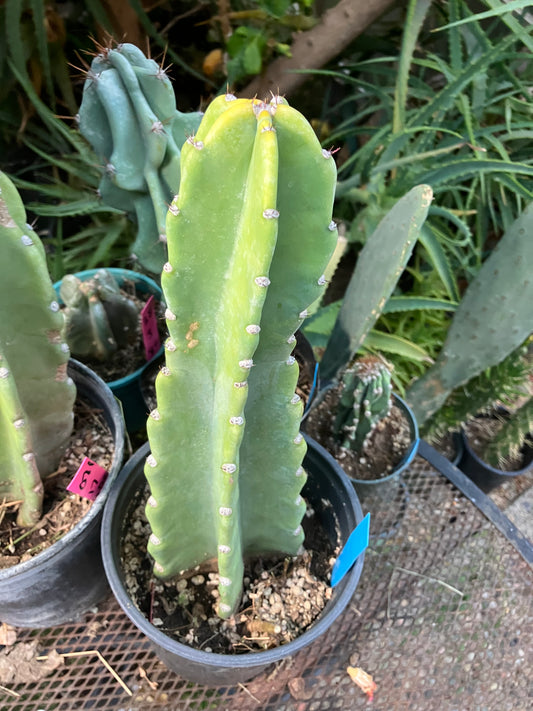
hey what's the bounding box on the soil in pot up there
[0,398,115,569]
[304,384,412,481]
[64,279,167,384]
[120,485,337,655]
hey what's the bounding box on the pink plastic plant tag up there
[67,457,108,501]
[141,295,161,361]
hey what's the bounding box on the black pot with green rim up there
[54,268,165,433]
[101,435,365,687]
[0,359,125,628]
[454,425,533,494]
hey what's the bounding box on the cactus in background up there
[318,185,433,385]
[485,398,533,469]
[406,202,533,425]
[144,94,337,619]
[78,43,204,274]
[0,172,76,526]
[333,356,393,453]
[60,269,139,361]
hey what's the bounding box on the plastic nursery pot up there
[101,434,365,687]
[454,426,533,494]
[349,393,420,501]
[0,359,125,628]
[54,268,165,433]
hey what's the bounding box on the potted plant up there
[302,185,431,491]
[54,267,165,433]
[0,171,125,627]
[101,93,366,685]
[406,202,533,492]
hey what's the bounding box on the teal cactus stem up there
[60,269,139,361]
[334,356,393,452]
[0,172,76,523]
[78,43,203,274]
[144,94,338,618]
[406,201,533,425]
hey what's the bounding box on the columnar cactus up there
[60,269,139,361]
[406,202,533,425]
[78,43,204,274]
[333,356,393,453]
[144,94,338,619]
[0,172,76,526]
[318,184,433,385]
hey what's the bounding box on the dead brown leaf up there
[288,676,313,701]
[0,623,17,647]
[347,666,377,701]
[0,641,63,685]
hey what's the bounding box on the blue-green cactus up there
[144,94,338,619]
[60,269,139,361]
[78,43,203,274]
[334,356,393,453]
[0,172,76,526]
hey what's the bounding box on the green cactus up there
[144,94,337,619]
[485,397,533,469]
[60,269,139,362]
[406,202,533,425]
[318,185,433,385]
[0,172,76,526]
[333,356,393,453]
[78,43,204,274]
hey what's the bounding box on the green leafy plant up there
[144,93,337,619]
[60,269,139,362]
[0,171,76,527]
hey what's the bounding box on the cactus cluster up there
[60,269,139,362]
[143,94,338,619]
[78,43,203,274]
[406,202,533,425]
[0,172,76,526]
[485,398,533,469]
[333,356,393,453]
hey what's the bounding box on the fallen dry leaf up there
[0,623,17,647]
[347,666,377,701]
[0,642,63,685]
[288,675,313,700]
[138,665,158,690]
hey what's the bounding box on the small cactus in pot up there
[143,93,338,619]
[60,269,139,362]
[334,356,393,454]
[0,172,76,526]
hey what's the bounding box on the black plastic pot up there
[0,359,125,627]
[101,435,365,686]
[453,427,533,494]
[54,268,164,433]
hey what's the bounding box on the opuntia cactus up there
[60,269,139,361]
[144,94,338,619]
[406,201,533,425]
[333,356,393,453]
[317,184,433,385]
[0,172,76,526]
[78,43,204,274]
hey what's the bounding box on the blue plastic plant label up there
[331,513,370,587]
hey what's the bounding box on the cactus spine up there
[334,356,393,452]
[60,269,139,361]
[318,185,433,385]
[78,43,203,274]
[0,172,76,525]
[406,202,533,425]
[144,94,337,619]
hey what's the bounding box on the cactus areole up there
[144,95,338,619]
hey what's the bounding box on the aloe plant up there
[78,43,204,274]
[0,172,76,526]
[144,94,337,619]
[60,269,139,362]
